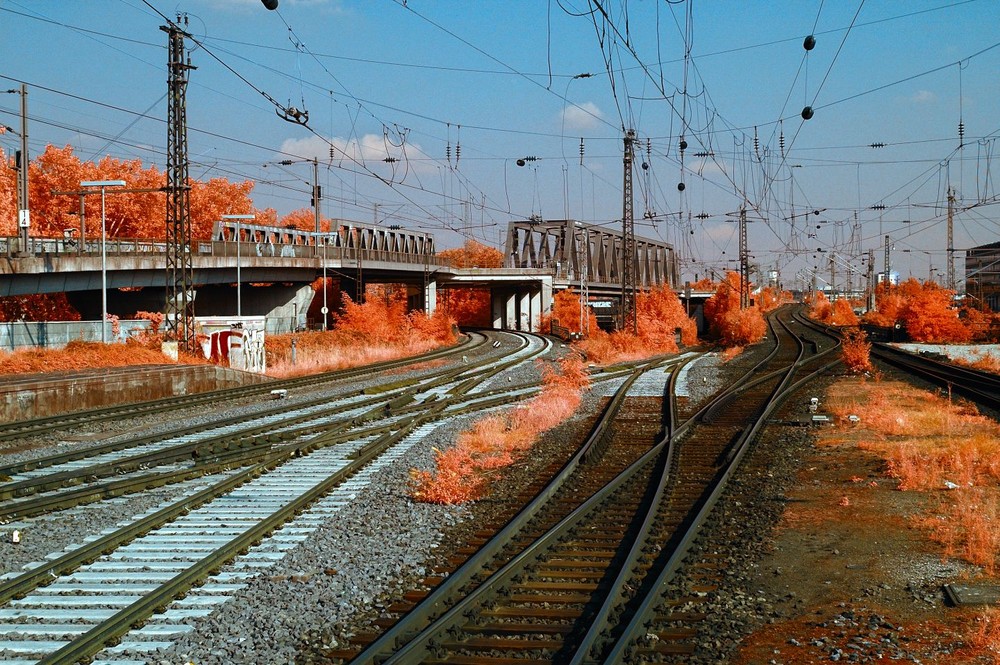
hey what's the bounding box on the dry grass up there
[955,350,1000,376]
[965,608,1000,664]
[410,356,590,504]
[720,346,744,362]
[826,378,1000,573]
[265,333,449,378]
[0,339,198,375]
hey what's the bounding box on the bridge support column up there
[518,290,531,331]
[491,290,518,330]
[423,278,437,315]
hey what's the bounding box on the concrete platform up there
[0,364,270,421]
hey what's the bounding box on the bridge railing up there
[2,235,451,267]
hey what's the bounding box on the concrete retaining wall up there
[0,321,153,351]
[1,364,271,422]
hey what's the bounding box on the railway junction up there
[1,308,998,664]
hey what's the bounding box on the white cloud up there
[561,102,604,131]
[278,133,431,174]
[912,89,936,103]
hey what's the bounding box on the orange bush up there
[266,292,456,377]
[840,327,872,374]
[410,355,590,504]
[575,284,697,364]
[702,272,767,347]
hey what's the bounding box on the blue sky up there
[2,0,999,289]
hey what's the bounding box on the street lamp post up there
[80,180,126,343]
[222,214,255,318]
[321,234,329,331]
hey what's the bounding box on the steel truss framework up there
[162,18,195,349]
[505,219,679,292]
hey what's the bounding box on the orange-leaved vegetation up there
[863,279,972,343]
[954,350,1000,375]
[839,327,873,374]
[410,355,590,504]
[0,144,259,242]
[964,608,1000,664]
[265,286,457,377]
[540,288,599,337]
[570,285,698,364]
[437,240,504,327]
[0,339,184,375]
[826,379,1000,573]
[806,291,859,326]
[702,271,767,347]
[0,293,81,322]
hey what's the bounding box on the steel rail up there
[5,337,606,523]
[599,313,841,663]
[1,333,550,664]
[0,331,530,491]
[0,331,486,444]
[348,359,672,665]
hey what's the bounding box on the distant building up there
[966,241,1000,311]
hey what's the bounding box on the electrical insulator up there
[779,131,785,158]
[445,144,451,164]
[959,121,965,145]
[579,138,585,165]
[679,138,688,152]
[870,142,886,149]
[803,35,816,51]
[455,143,461,164]
[329,146,335,160]
[753,127,760,160]
[801,106,814,120]
[383,157,398,163]
[677,182,686,191]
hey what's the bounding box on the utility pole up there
[884,235,891,286]
[867,249,876,312]
[312,158,321,233]
[946,186,956,292]
[829,253,836,301]
[15,84,29,255]
[162,16,196,350]
[621,129,637,333]
[738,206,750,309]
[578,224,590,336]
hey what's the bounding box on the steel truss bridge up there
[1,219,679,335]
[505,219,680,295]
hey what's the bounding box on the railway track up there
[343,307,843,664]
[0,332,486,444]
[0,331,605,664]
[794,312,1000,413]
[0,332,549,520]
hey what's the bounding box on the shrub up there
[840,327,872,374]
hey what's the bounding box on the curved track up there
[0,331,576,664]
[345,307,843,664]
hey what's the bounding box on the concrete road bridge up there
[1,219,680,336]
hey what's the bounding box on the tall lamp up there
[80,179,126,343]
[223,214,255,317]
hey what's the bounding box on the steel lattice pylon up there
[162,18,196,350]
[621,129,637,333]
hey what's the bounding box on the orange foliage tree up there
[438,240,504,326]
[0,293,81,322]
[864,279,971,343]
[0,145,257,241]
[542,289,598,335]
[702,272,767,346]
